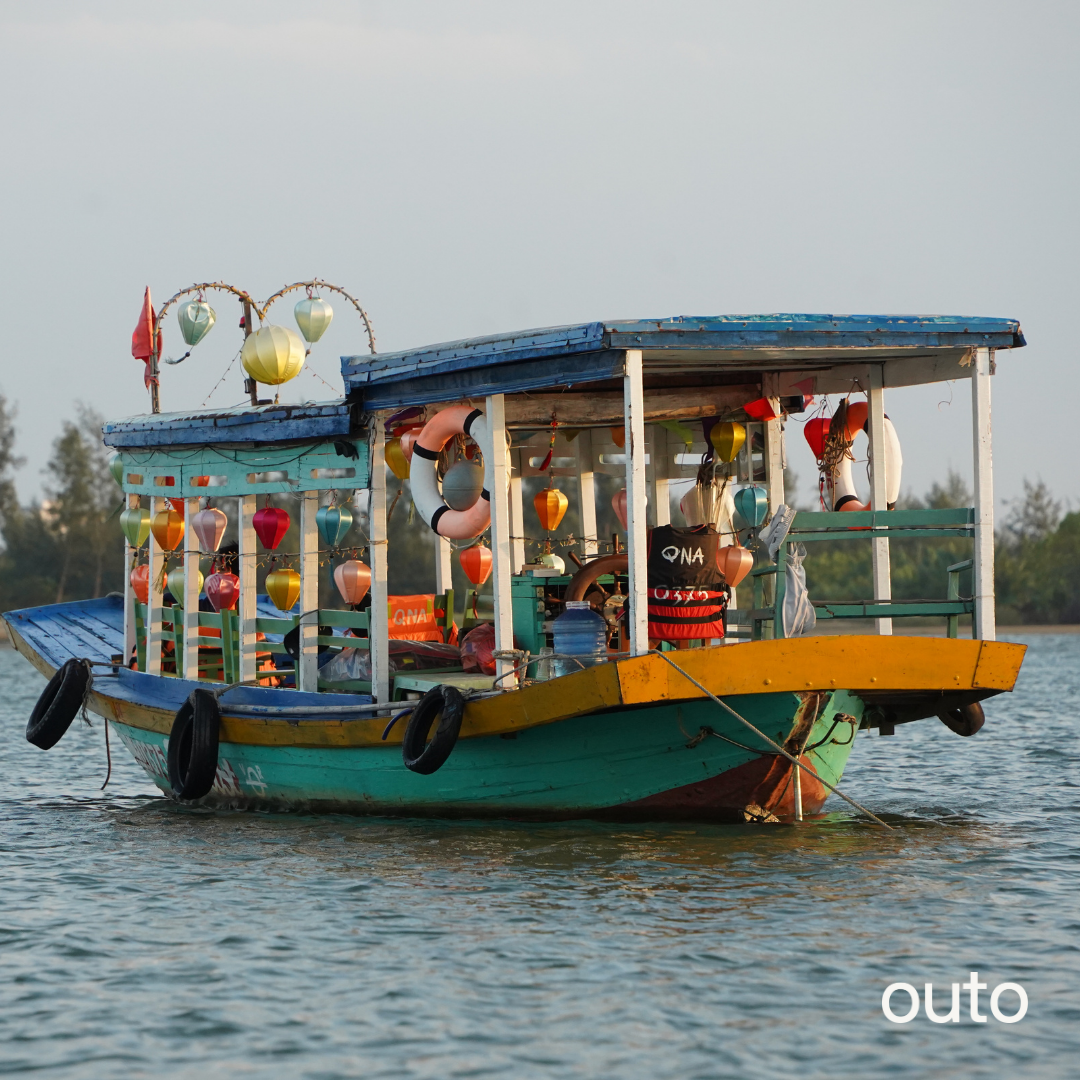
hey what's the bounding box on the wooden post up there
[484,394,515,681]
[183,496,201,679]
[867,365,893,636]
[145,498,165,676]
[238,495,258,684]
[972,347,996,641]
[508,447,526,573]
[624,349,649,656]
[575,430,598,558]
[370,425,390,702]
[762,375,785,515]
[298,491,320,692]
[123,493,138,665]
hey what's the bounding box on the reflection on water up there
[0,636,1077,1079]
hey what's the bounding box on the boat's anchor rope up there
[648,650,893,830]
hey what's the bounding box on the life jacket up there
[646,524,729,641]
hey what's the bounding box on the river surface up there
[0,635,1077,1078]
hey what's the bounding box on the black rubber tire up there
[168,688,221,799]
[402,684,466,775]
[937,701,985,737]
[26,659,90,750]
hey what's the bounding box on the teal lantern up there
[294,296,334,344]
[316,504,353,547]
[109,452,125,487]
[734,486,769,529]
[177,299,216,346]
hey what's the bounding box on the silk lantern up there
[734,486,768,529]
[717,545,754,588]
[177,299,216,346]
[130,564,160,605]
[459,544,492,586]
[191,507,227,552]
[109,452,124,487]
[120,507,151,549]
[610,426,626,448]
[205,571,239,612]
[803,417,831,461]
[151,507,184,550]
[333,560,371,606]
[534,487,568,531]
[294,296,334,343]
[710,421,746,463]
[443,461,484,511]
[240,325,306,385]
[168,498,186,515]
[316,504,353,547]
[265,567,301,612]
[385,437,410,480]
[168,566,204,605]
[253,506,290,550]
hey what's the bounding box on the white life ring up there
[829,402,903,512]
[409,405,493,539]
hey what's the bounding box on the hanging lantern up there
[316,504,353,547]
[253,505,290,550]
[333,559,371,606]
[804,417,831,461]
[459,544,492,586]
[534,487,568,531]
[168,497,186,515]
[168,566,204,605]
[151,507,184,551]
[265,567,301,612]
[443,461,484,511]
[177,299,216,346]
[294,296,334,343]
[240,325,306,386]
[610,426,626,448]
[710,421,746,463]
[717,545,754,588]
[612,488,628,531]
[192,507,228,552]
[130,564,159,605]
[120,506,151,549]
[109,452,125,487]
[385,437,410,480]
[205,571,240,612]
[734,486,769,529]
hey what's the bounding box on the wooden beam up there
[867,365,893,635]
[298,491,320,692]
[183,496,201,678]
[624,350,649,655]
[370,425,390,702]
[484,394,515,681]
[972,347,996,641]
[238,495,258,684]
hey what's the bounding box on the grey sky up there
[1,0,1076,513]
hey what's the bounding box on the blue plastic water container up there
[552,600,608,677]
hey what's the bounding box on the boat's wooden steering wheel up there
[566,553,629,608]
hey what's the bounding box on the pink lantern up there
[333,560,371,607]
[612,488,628,531]
[205,571,239,612]
[191,507,227,552]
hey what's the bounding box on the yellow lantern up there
[385,437,410,480]
[534,487,568,531]
[151,507,185,551]
[241,325,306,386]
[710,421,746,463]
[266,567,301,612]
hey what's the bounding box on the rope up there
[648,650,893,829]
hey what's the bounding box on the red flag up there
[131,287,162,391]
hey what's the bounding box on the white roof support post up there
[508,446,526,573]
[867,364,893,636]
[369,425,391,703]
[762,375,785,515]
[123,493,138,665]
[483,394,515,682]
[435,535,454,595]
[238,495,258,684]
[145,497,165,676]
[182,496,201,680]
[651,425,671,528]
[297,490,320,693]
[623,349,649,656]
[574,430,598,559]
[972,347,996,641]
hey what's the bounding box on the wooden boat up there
[4,310,1028,822]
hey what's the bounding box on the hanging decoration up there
[253,505,290,550]
[534,487,568,532]
[803,417,831,462]
[537,551,565,573]
[167,498,186,515]
[120,507,151,549]
[130,564,157,605]
[316,504,353,547]
[610,426,626,448]
[734,486,769,529]
[612,488,628,531]
[205,570,240,612]
[190,507,227,552]
[459,543,492,587]
[294,294,334,343]
[177,299,216,346]
[385,437,410,480]
[151,507,185,550]
[717,545,754,588]
[168,566,204,604]
[333,559,371,607]
[265,567,301,612]
[109,453,125,487]
[240,324,306,385]
[710,421,746,464]
[442,460,484,511]
[537,411,559,472]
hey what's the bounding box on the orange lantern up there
[130,564,162,605]
[151,507,184,551]
[265,567,301,612]
[385,437,410,480]
[333,560,371,606]
[610,426,626,448]
[533,487,568,532]
[459,543,493,586]
[717,545,754,588]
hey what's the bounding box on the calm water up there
[1,637,1077,1079]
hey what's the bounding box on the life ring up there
[167,688,221,800]
[402,684,465,774]
[25,658,91,750]
[830,401,903,512]
[409,406,494,539]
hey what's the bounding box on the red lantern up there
[803,417,831,461]
[612,488,628,531]
[459,544,492,586]
[717,545,754,588]
[205,571,239,612]
[333,560,371,606]
[130,564,161,605]
[253,505,290,550]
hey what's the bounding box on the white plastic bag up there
[781,544,816,638]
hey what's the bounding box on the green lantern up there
[316,504,353,547]
[108,452,125,487]
[734,486,769,529]
[120,507,151,548]
[294,296,334,344]
[177,299,216,346]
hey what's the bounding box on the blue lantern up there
[734,486,769,529]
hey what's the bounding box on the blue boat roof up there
[341,313,1025,411]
